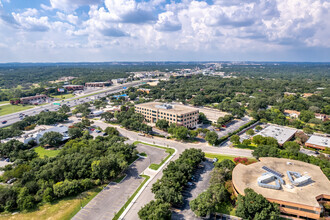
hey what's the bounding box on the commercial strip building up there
[305,135,330,150]
[256,125,297,146]
[85,81,112,88]
[20,94,49,105]
[135,102,199,128]
[63,85,84,91]
[22,125,69,144]
[232,157,330,220]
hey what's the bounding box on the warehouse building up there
[232,157,330,220]
[256,125,297,145]
[135,102,199,128]
[305,135,330,150]
[63,85,84,91]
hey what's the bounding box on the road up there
[90,120,253,220]
[0,79,148,128]
[72,143,167,220]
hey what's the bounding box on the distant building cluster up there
[135,102,199,128]
[85,81,112,88]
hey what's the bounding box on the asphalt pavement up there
[72,143,167,220]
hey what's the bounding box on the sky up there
[0,0,329,62]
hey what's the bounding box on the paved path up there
[72,144,166,220]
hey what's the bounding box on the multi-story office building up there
[135,102,199,128]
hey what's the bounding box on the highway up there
[0,80,148,128]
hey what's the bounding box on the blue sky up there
[0,0,329,62]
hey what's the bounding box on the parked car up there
[7,178,17,184]
[212,158,218,163]
[138,133,145,136]
[95,130,101,133]
[1,120,7,124]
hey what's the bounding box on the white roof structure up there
[306,135,330,149]
[256,125,297,145]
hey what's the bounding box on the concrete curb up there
[119,143,177,220]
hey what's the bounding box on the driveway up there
[72,144,166,220]
[172,160,214,220]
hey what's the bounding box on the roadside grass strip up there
[133,141,175,170]
[112,175,150,220]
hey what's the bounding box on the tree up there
[198,113,209,124]
[39,131,63,147]
[283,141,300,154]
[59,104,70,114]
[303,126,314,134]
[174,126,189,140]
[17,187,35,210]
[138,200,171,220]
[101,112,114,122]
[299,110,315,123]
[68,127,83,139]
[246,129,255,136]
[189,130,198,139]
[230,135,240,145]
[205,131,218,146]
[104,127,119,136]
[156,119,169,131]
[255,125,262,131]
[236,188,280,220]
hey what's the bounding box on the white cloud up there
[50,0,102,11]
[0,0,330,62]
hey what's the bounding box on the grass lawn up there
[34,146,60,158]
[52,94,75,100]
[0,186,103,220]
[204,153,257,163]
[133,141,175,170]
[113,175,150,220]
[0,104,34,116]
[139,152,147,157]
[0,101,9,105]
[234,144,257,150]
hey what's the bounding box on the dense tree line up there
[138,149,205,219]
[0,130,137,212]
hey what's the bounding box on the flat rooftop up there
[232,157,330,208]
[256,125,297,145]
[135,102,198,114]
[306,135,330,148]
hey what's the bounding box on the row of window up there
[281,204,319,214]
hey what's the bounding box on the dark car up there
[1,120,7,124]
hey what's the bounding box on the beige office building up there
[135,102,199,128]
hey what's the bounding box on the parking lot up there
[172,160,214,220]
[197,107,229,124]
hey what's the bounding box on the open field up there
[34,146,60,158]
[52,94,75,100]
[0,101,9,105]
[0,186,103,220]
[0,104,34,116]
